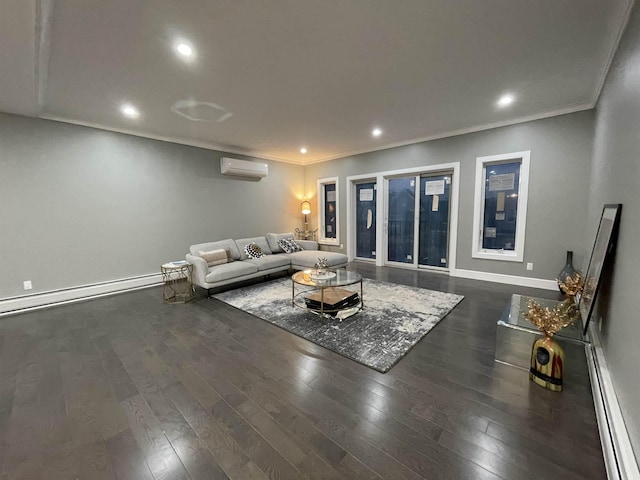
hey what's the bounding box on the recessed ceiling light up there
[300,147,308,154]
[120,104,140,119]
[173,39,196,61]
[176,43,193,58]
[372,128,382,137]
[497,94,515,107]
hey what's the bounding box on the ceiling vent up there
[220,157,268,179]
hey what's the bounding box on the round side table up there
[161,262,195,304]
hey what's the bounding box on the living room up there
[1,1,639,479]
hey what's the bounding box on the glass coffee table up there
[291,269,363,319]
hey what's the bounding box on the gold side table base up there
[161,263,195,304]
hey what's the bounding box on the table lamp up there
[301,200,311,230]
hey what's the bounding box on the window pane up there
[419,175,450,266]
[356,183,376,258]
[387,177,415,263]
[482,161,520,251]
[323,183,337,239]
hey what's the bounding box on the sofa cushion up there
[288,250,348,269]
[236,236,272,260]
[199,248,232,266]
[191,239,241,260]
[245,254,291,271]
[244,242,266,259]
[296,240,319,250]
[205,261,258,283]
[278,238,303,253]
[266,232,294,253]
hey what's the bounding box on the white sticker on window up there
[432,195,439,212]
[425,180,445,195]
[359,189,374,201]
[489,173,515,191]
[485,227,497,238]
[496,192,506,211]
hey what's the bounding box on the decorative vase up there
[530,335,565,392]
[558,250,577,293]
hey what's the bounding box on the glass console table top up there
[499,294,587,345]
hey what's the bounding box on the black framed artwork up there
[579,204,622,335]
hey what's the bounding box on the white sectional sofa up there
[185,233,348,295]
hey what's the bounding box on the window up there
[472,151,530,262]
[317,177,339,245]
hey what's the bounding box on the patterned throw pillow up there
[244,242,266,259]
[278,238,303,254]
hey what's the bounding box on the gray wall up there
[304,111,594,280]
[0,114,303,298]
[588,1,640,464]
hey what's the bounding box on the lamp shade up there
[301,201,311,215]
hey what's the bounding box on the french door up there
[354,181,377,260]
[385,172,452,269]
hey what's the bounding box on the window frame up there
[471,151,530,262]
[317,177,340,246]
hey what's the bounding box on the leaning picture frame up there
[578,204,622,335]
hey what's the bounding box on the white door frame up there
[346,162,460,272]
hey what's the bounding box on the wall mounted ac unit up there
[220,157,268,178]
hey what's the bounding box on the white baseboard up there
[0,273,163,316]
[586,335,640,480]
[451,268,558,290]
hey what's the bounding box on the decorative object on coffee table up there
[314,257,330,270]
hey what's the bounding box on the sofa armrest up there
[186,254,208,287]
[297,240,318,250]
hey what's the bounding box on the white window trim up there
[317,176,340,245]
[472,150,530,262]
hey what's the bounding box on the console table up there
[295,228,318,240]
[496,294,588,370]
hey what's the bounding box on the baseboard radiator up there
[0,273,162,317]
[586,328,640,480]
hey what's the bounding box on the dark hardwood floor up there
[0,262,606,479]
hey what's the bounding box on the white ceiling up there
[0,0,632,164]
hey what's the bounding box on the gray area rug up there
[213,277,464,373]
